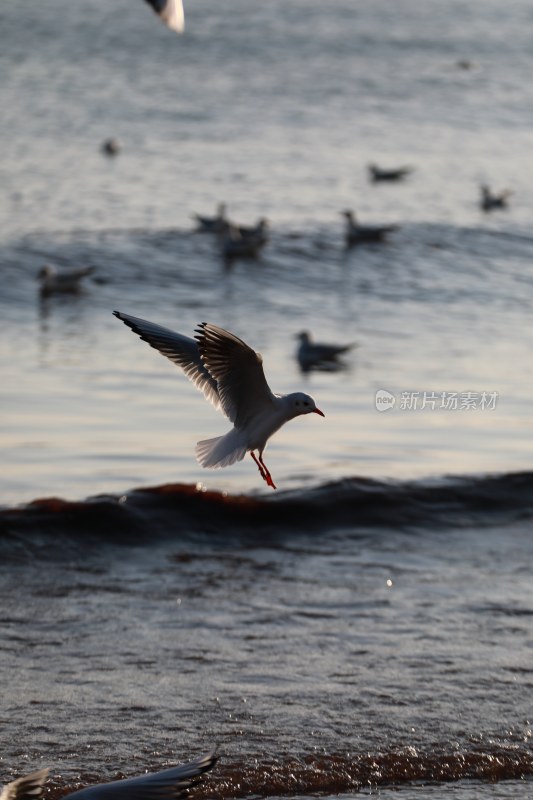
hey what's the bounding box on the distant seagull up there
[219,225,268,263]
[192,203,228,234]
[114,312,325,489]
[144,0,184,33]
[234,218,270,241]
[37,264,95,296]
[368,163,414,182]
[480,184,512,212]
[101,138,121,156]
[296,331,354,372]
[342,210,398,246]
[1,752,216,800]
[456,59,475,70]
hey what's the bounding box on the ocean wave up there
[42,744,533,799]
[2,471,533,557]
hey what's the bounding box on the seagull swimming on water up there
[368,163,414,182]
[479,184,512,212]
[296,331,354,372]
[192,203,228,234]
[1,752,216,800]
[114,312,325,489]
[37,264,95,296]
[144,0,184,33]
[342,210,398,246]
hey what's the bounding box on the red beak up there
[313,408,325,417]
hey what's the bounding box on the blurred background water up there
[2,0,533,502]
[1,1,533,798]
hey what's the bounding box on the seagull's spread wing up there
[196,323,275,427]
[144,0,184,33]
[113,312,220,411]
[66,753,217,800]
[0,770,50,800]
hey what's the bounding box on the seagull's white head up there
[286,391,325,419]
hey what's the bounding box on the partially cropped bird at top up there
[342,210,398,246]
[480,184,512,212]
[37,264,95,296]
[296,331,355,372]
[114,312,325,489]
[0,752,216,800]
[144,0,184,33]
[368,163,414,182]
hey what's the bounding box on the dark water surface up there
[1,477,533,798]
[1,1,533,798]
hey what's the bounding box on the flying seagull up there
[114,312,325,489]
[1,752,216,800]
[144,0,184,34]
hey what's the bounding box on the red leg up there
[251,451,267,481]
[250,451,276,489]
[258,453,276,489]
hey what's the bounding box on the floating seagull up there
[1,752,216,800]
[480,184,512,212]
[456,59,475,70]
[144,0,184,33]
[342,210,398,246]
[37,264,95,296]
[368,163,414,182]
[219,225,267,263]
[296,331,354,372]
[114,312,325,489]
[234,218,269,241]
[192,203,228,234]
[101,138,121,157]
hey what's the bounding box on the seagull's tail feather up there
[196,429,247,469]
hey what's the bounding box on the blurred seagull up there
[342,210,398,246]
[144,0,184,33]
[220,225,267,263]
[114,312,325,489]
[296,331,354,372]
[1,752,216,800]
[368,163,414,182]
[480,184,512,212]
[235,218,269,241]
[37,264,95,296]
[192,203,228,234]
[101,138,121,156]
